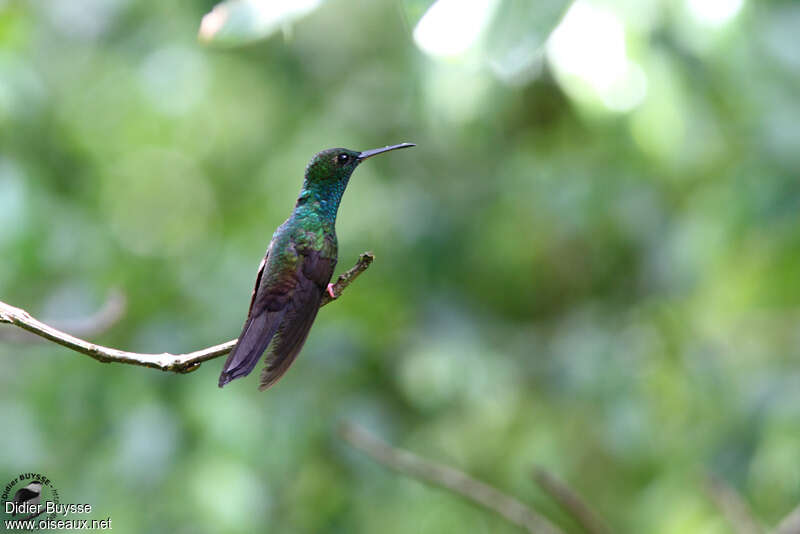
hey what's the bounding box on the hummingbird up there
[219,143,415,391]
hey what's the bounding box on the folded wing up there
[258,248,335,390]
[218,241,336,390]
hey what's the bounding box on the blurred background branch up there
[774,504,800,534]
[704,474,764,534]
[341,423,800,534]
[0,288,126,343]
[340,421,566,534]
[0,253,373,372]
[533,467,614,534]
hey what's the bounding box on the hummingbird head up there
[304,148,362,185]
[304,143,416,185]
[299,143,415,218]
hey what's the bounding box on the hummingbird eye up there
[336,153,350,164]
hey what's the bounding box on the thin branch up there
[704,474,764,534]
[339,421,565,534]
[320,252,373,306]
[533,468,614,534]
[0,289,127,342]
[0,253,374,373]
[774,504,800,534]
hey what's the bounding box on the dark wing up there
[218,245,287,387]
[258,248,335,391]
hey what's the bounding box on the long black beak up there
[358,143,416,161]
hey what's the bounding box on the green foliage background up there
[1,0,798,532]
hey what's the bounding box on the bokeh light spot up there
[413,0,498,58]
[546,0,647,112]
[199,0,323,45]
[686,0,744,27]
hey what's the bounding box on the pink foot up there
[326,283,336,299]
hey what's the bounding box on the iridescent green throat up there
[293,175,351,225]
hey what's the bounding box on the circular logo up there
[2,473,60,530]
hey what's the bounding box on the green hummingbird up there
[219,143,415,391]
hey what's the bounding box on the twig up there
[774,504,800,534]
[0,253,374,373]
[339,422,565,534]
[705,474,763,534]
[0,289,127,342]
[533,468,613,534]
[320,252,373,306]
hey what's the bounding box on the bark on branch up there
[0,252,374,373]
